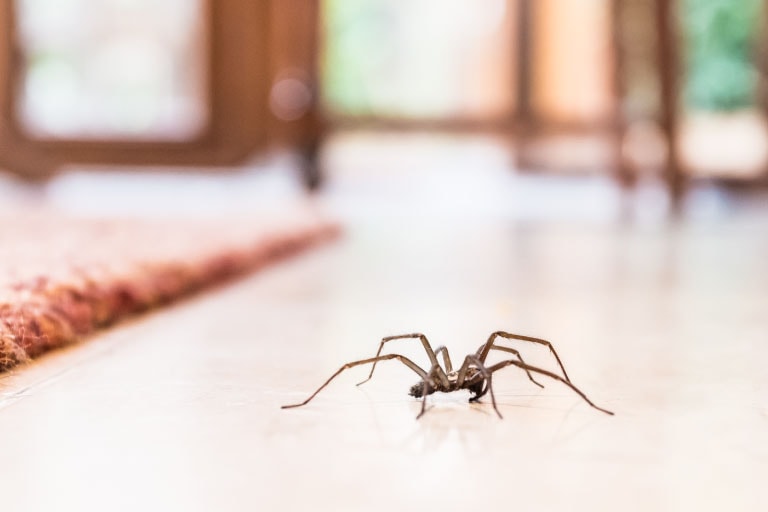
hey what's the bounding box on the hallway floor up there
[1,134,766,511]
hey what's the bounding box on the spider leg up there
[456,355,502,419]
[416,364,441,420]
[486,359,614,415]
[282,354,428,409]
[356,333,449,388]
[477,331,573,383]
[433,345,453,373]
[474,345,544,389]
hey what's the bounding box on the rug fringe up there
[0,217,339,373]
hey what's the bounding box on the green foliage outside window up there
[682,0,763,111]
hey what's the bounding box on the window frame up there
[0,0,271,177]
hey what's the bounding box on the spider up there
[282,331,614,419]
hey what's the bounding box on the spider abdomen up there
[408,381,439,398]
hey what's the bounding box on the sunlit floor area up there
[0,134,767,511]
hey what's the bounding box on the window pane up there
[678,0,768,179]
[531,0,613,124]
[14,0,208,141]
[322,0,516,119]
[681,0,763,111]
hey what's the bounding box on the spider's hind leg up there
[415,364,442,420]
[282,354,428,410]
[358,333,446,387]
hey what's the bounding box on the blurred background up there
[1,0,768,216]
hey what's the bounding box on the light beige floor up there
[1,136,767,511]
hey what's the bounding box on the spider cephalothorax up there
[283,331,614,419]
[466,378,486,399]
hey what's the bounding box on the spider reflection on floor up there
[282,331,614,419]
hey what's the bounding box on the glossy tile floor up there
[1,135,767,511]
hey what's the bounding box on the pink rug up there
[0,211,338,372]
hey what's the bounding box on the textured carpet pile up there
[0,212,338,372]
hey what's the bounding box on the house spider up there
[282,331,614,419]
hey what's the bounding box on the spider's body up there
[408,369,484,399]
[282,331,614,419]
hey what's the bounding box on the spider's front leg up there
[475,343,544,389]
[456,355,502,419]
[477,331,573,383]
[486,359,614,415]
